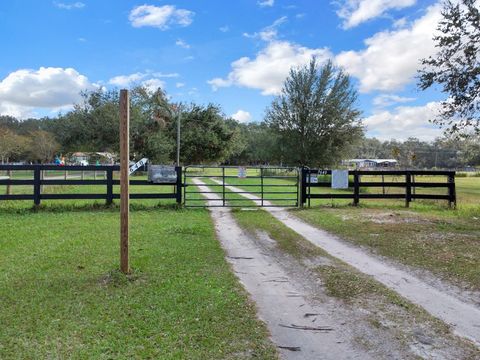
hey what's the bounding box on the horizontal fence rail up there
[0,165,182,206]
[301,169,456,208]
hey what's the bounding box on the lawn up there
[0,205,277,359]
[209,172,480,291]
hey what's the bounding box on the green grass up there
[0,207,277,359]
[293,206,480,291]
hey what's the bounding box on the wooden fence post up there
[448,173,456,209]
[6,169,12,195]
[353,171,360,206]
[175,166,182,205]
[33,167,41,207]
[106,168,113,206]
[119,89,130,274]
[405,171,411,208]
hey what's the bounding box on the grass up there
[212,172,480,291]
[293,205,480,291]
[230,208,479,357]
[0,206,277,359]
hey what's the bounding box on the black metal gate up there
[183,166,299,207]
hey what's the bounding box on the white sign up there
[331,170,349,189]
[129,158,148,175]
[307,174,318,183]
[238,167,247,178]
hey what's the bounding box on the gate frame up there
[183,165,300,208]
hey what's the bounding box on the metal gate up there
[183,166,299,207]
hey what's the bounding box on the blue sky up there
[0,0,446,140]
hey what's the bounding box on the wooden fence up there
[301,169,456,208]
[0,165,182,206]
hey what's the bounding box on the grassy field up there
[208,173,480,291]
[0,205,277,358]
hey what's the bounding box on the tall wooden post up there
[119,89,130,274]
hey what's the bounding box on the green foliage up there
[418,0,480,135]
[265,58,363,166]
[227,123,282,165]
[179,104,239,164]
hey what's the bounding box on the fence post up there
[405,171,411,208]
[6,169,12,195]
[34,166,41,206]
[106,168,113,205]
[300,167,307,207]
[353,171,360,206]
[175,166,182,205]
[448,172,456,209]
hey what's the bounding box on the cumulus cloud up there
[364,101,443,140]
[141,78,166,92]
[231,110,252,123]
[175,39,190,49]
[0,67,93,118]
[243,16,287,41]
[53,1,85,10]
[129,5,194,30]
[258,0,274,7]
[208,41,332,95]
[108,72,178,90]
[336,0,416,29]
[372,94,416,108]
[336,4,441,93]
[219,25,230,33]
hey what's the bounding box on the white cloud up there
[208,40,332,95]
[0,67,93,118]
[373,94,416,108]
[243,16,287,41]
[219,25,230,32]
[53,1,85,10]
[175,39,190,49]
[364,101,443,140]
[108,72,146,87]
[231,110,252,123]
[176,82,185,88]
[129,5,194,30]
[258,0,274,7]
[337,0,416,29]
[108,72,179,88]
[141,78,165,92]
[336,4,441,93]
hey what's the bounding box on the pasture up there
[0,167,478,357]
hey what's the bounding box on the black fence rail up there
[301,169,456,208]
[0,165,182,206]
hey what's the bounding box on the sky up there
[0,0,448,141]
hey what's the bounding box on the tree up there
[178,104,239,164]
[0,127,26,163]
[265,58,363,166]
[28,130,60,163]
[418,0,480,136]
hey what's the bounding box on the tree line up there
[1,54,479,169]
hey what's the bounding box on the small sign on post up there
[238,167,247,178]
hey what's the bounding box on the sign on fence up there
[148,165,177,183]
[238,167,247,178]
[331,170,349,189]
[129,158,148,175]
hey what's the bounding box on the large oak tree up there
[265,58,363,167]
